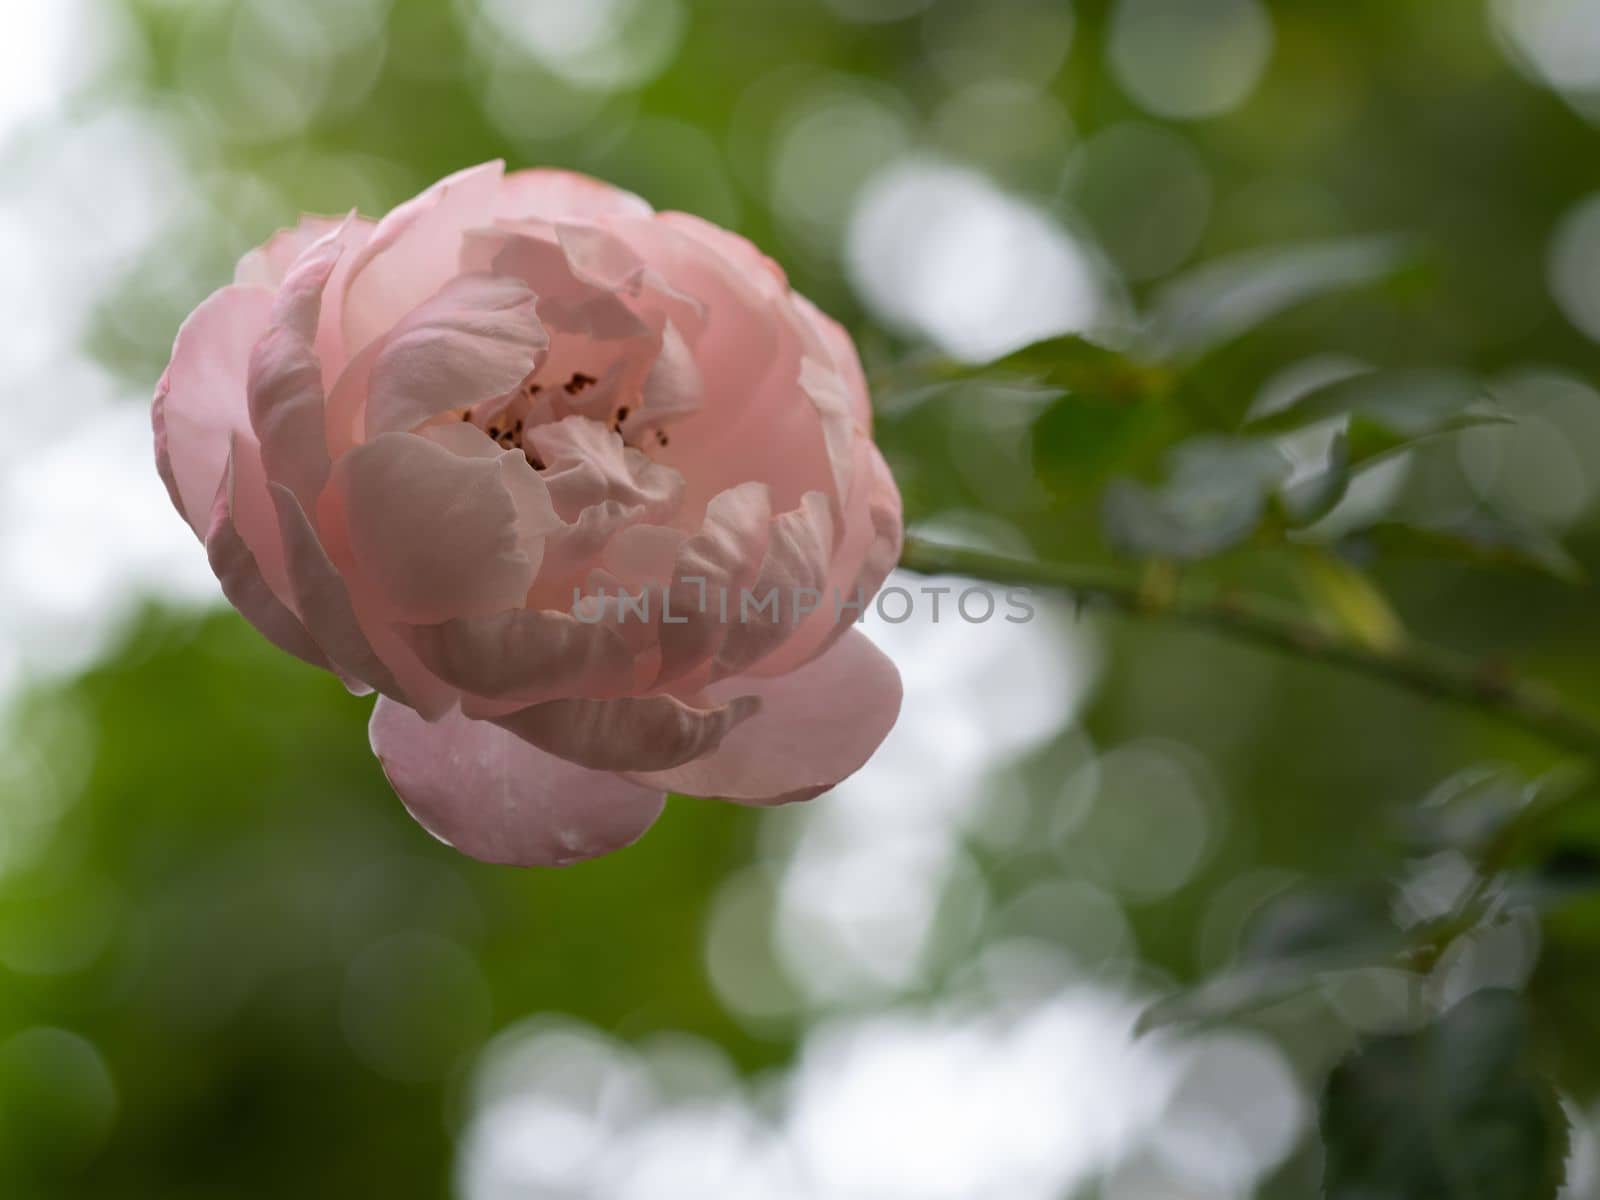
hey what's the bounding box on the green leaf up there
[1140,886,1403,1031]
[872,336,1168,414]
[1402,767,1531,859]
[1321,989,1570,1200]
[1281,430,1352,524]
[1102,438,1289,561]
[1247,368,1509,438]
[1144,235,1414,360]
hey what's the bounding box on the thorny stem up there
[899,536,1600,760]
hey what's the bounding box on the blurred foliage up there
[1321,989,1570,1200]
[9,0,1600,1195]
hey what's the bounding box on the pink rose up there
[154,161,903,866]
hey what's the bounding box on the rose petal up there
[712,490,835,679]
[630,628,902,805]
[370,697,665,867]
[493,691,760,773]
[247,231,346,509]
[205,445,329,671]
[655,482,772,686]
[334,432,536,623]
[529,415,685,522]
[269,482,413,703]
[234,214,349,289]
[363,273,546,437]
[495,168,653,222]
[750,438,902,677]
[403,607,637,708]
[342,161,505,359]
[154,284,274,537]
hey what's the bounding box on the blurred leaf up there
[1031,392,1164,497]
[1321,989,1569,1200]
[1295,549,1407,652]
[1281,430,1352,525]
[1141,886,1403,1031]
[1349,515,1582,582]
[1403,767,1532,859]
[1247,368,1508,438]
[1144,235,1414,361]
[874,335,1169,416]
[1102,438,1289,561]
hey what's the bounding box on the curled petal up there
[529,416,685,523]
[655,482,772,686]
[154,285,274,537]
[495,168,653,223]
[205,447,329,671]
[712,491,835,679]
[630,629,902,805]
[792,292,874,430]
[343,161,505,359]
[234,214,351,289]
[270,483,411,703]
[752,439,902,677]
[494,691,760,773]
[365,273,547,437]
[370,698,665,867]
[403,607,637,708]
[247,232,346,509]
[334,432,535,623]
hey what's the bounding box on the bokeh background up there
[4,0,1600,1195]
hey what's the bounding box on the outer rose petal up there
[342,161,504,359]
[493,692,761,773]
[270,483,409,703]
[335,432,536,623]
[495,168,653,222]
[247,232,345,510]
[205,448,329,671]
[154,284,274,537]
[370,698,665,867]
[234,214,347,289]
[629,629,902,805]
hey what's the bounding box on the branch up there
[898,536,1600,759]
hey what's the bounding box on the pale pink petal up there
[655,482,772,686]
[363,273,546,437]
[751,438,902,677]
[555,222,648,292]
[529,416,685,522]
[403,607,637,708]
[605,218,835,520]
[334,432,536,623]
[269,482,413,704]
[799,356,858,509]
[654,210,789,297]
[205,446,329,671]
[154,284,274,537]
[494,692,760,773]
[342,161,505,359]
[234,215,348,289]
[247,232,345,509]
[370,698,665,867]
[495,168,653,222]
[712,491,835,679]
[793,291,875,430]
[631,629,902,805]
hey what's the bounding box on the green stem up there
[899,536,1600,759]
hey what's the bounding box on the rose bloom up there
[154,162,903,866]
